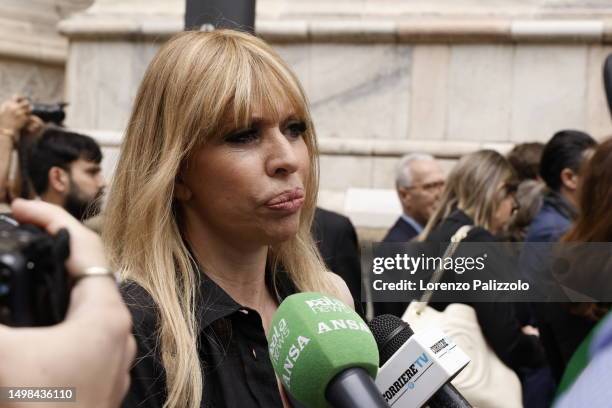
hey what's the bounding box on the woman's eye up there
[285,121,307,138]
[224,128,259,144]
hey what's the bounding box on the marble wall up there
[283,44,412,141]
[67,41,612,142]
[65,40,161,130]
[285,42,611,194]
[66,39,612,222]
[70,44,610,152]
[257,0,612,19]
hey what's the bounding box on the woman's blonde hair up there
[103,30,339,408]
[422,150,516,238]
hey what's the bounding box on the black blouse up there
[120,269,298,408]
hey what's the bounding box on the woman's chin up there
[263,221,301,245]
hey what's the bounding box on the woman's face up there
[178,104,310,249]
[490,181,517,234]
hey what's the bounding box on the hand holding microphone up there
[267,292,390,408]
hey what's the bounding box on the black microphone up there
[369,314,472,408]
[604,54,612,118]
[326,367,391,408]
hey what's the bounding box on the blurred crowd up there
[377,133,612,407]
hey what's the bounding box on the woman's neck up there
[184,221,273,311]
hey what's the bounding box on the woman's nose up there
[265,129,300,177]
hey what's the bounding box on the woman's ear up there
[174,174,193,202]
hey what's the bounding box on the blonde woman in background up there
[421,150,549,406]
[103,30,352,408]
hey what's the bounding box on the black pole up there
[184,0,256,33]
[604,54,612,119]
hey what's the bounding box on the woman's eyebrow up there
[279,113,301,126]
[221,110,300,132]
[248,117,266,126]
[221,118,264,134]
[247,112,300,127]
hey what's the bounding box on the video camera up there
[31,102,67,125]
[0,215,70,327]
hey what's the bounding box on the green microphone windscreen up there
[267,292,379,408]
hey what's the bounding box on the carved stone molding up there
[0,0,93,64]
[0,59,64,102]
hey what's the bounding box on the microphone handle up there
[427,383,473,408]
[325,367,390,408]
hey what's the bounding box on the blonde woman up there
[421,150,548,403]
[103,30,352,408]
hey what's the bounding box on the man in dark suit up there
[312,207,365,318]
[375,153,445,318]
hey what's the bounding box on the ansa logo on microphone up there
[382,353,432,403]
[305,296,372,334]
[268,318,290,362]
[269,317,311,389]
[304,296,349,314]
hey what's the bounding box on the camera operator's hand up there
[0,199,136,408]
[22,114,44,140]
[0,95,34,203]
[11,198,109,277]
[0,95,31,141]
